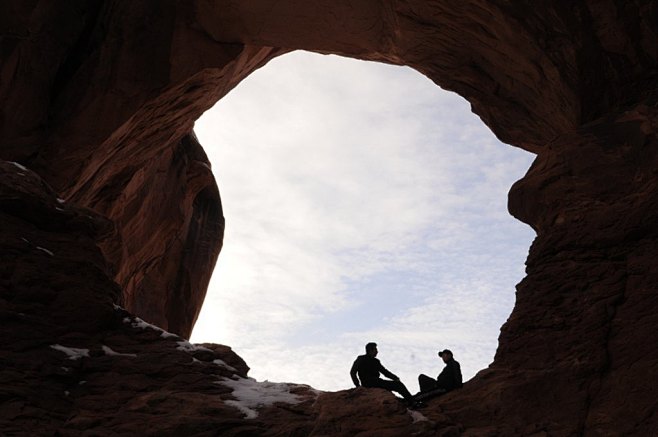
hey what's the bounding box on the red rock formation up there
[0,161,437,436]
[1,0,284,337]
[1,0,657,435]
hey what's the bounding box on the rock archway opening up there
[190,51,535,391]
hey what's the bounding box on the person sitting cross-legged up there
[350,342,418,407]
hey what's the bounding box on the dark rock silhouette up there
[1,1,657,435]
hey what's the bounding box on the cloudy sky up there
[191,51,536,393]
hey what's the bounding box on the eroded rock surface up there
[1,0,285,338]
[1,0,657,435]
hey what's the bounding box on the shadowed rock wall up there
[1,0,657,435]
[1,0,285,336]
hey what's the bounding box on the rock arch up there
[1,1,657,434]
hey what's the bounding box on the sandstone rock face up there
[1,0,657,435]
[1,0,284,337]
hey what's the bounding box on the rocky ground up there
[0,160,454,436]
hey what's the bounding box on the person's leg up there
[418,374,437,393]
[392,380,415,402]
[415,387,447,402]
[373,379,414,402]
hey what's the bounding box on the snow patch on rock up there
[217,377,304,419]
[102,345,137,357]
[123,315,179,339]
[213,358,237,372]
[409,409,429,423]
[9,161,27,171]
[51,344,90,360]
[176,340,212,353]
[36,246,54,256]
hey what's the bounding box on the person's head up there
[438,349,453,363]
[365,342,378,357]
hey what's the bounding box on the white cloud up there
[191,51,535,392]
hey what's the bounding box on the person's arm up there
[436,366,452,388]
[378,362,399,381]
[453,361,463,388]
[350,356,362,387]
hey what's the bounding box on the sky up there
[191,51,536,393]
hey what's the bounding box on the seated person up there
[350,342,416,405]
[417,349,463,398]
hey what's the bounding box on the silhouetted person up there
[418,349,463,394]
[350,342,416,405]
